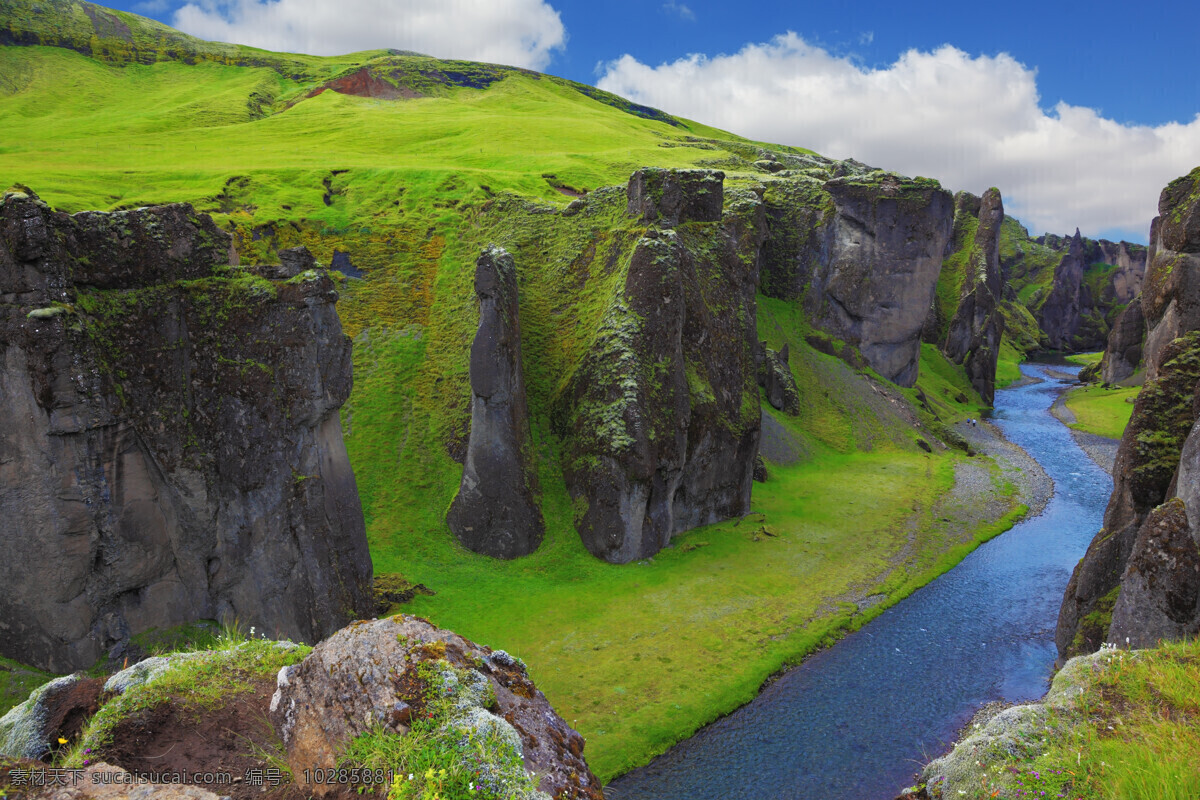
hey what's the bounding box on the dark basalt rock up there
[0,191,373,673]
[554,173,762,563]
[1056,170,1200,661]
[758,342,800,414]
[1107,498,1200,647]
[626,167,724,226]
[1159,167,1200,254]
[760,173,954,387]
[1036,228,1086,350]
[1141,170,1200,379]
[446,246,545,559]
[1098,297,1145,384]
[1057,330,1200,659]
[943,188,1005,405]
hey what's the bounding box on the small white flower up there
[408,774,414,781]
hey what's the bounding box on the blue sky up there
[107,0,1200,241]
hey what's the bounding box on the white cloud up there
[597,33,1200,240]
[663,1,695,21]
[173,0,566,70]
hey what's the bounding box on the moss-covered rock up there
[942,188,1005,405]
[553,170,762,563]
[0,192,373,673]
[272,616,600,800]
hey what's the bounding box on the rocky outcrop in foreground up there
[1057,167,1200,660]
[912,649,1128,799]
[0,190,373,673]
[273,616,601,799]
[447,246,544,559]
[2,619,601,799]
[760,169,954,387]
[943,189,1005,405]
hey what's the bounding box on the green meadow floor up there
[1063,383,1138,440]
[386,446,1024,781]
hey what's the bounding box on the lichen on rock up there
[270,615,601,799]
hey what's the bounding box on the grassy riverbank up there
[919,639,1200,800]
[1063,384,1138,440]
[375,328,1029,780]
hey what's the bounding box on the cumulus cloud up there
[173,0,566,70]
[597,33,1200,240]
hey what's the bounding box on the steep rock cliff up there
[1036,229,1087,350]
[1097,298,1145,384]
[1140,169,1200,380]
[1057,168,1200,660]
[759,167,954,387]
[446,246,544,559]
[1002,219,1147,354]
[0,191,373,673]
[942,188,1005,405]
[554,171,762,563]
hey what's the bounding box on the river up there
[605,364,1112,800]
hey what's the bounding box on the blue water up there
[606,364,1112,800]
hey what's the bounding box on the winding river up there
[606,364,1112,800]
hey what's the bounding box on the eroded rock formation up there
[1058,167,1200,660]
[758,343,800,414]
[1036,229,1086,350]
[759,169,954,387]
[0,191,373,673]
[446,246,544,559]
[626,167,724,226]
[1097,298,1145,384]
[943,188,1005,405]
[554,171,762,563]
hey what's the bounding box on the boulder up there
[24,763,225,799]
[757,343,800,414]
[0,675,102,760]
[270,615,602,800]
[0,191,374,673]
[446,246,544,559]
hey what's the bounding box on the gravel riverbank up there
[1048,390,1120,475]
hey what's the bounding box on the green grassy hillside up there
[0,5,1030,779]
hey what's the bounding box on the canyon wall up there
[1057,167,1200,659]
[0,191,374,672]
